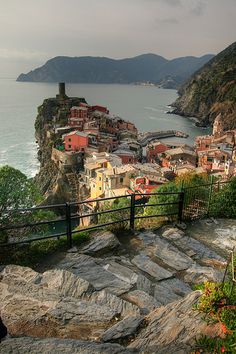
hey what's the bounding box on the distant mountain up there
[17,53,214,88]
[172,42,236,129]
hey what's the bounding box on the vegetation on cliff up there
[16,53,214,88]
[0,165,54,244]
[172,41,236,129]
[0,165,41,215]
[34,96,86,203]
[195,254,236,354]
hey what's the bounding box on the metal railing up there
[0,191,183,248]
[0,179,232,249]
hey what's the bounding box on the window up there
[68,138,71,142]
[99,177,102,181]
[120,177,124,183]
[99,187,102,191]
[68,144,71,149]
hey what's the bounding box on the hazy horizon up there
[0,0,235,77]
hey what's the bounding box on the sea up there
[0,78,211,177]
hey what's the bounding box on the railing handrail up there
[0,179,232,248]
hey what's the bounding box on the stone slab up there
[80,231,120,256]
[184,263,224,284]
[101,316,143,342]
[57,254,133,296]
[103,261,138,285]
[154,278,192,305]
[132,254,173,280]
[154,236,193,271]
[0,337,136,354]
[87,290,140,317]
[123,290,161,313]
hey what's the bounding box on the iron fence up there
[0,179,232,249]
[182,180,230,220]
[0,191,183,248]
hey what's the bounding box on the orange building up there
[64,131,89,152]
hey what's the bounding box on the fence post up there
[130,193,136,231]
[178,191,184,222]
[207,175,214,216]
[66,202,72,248]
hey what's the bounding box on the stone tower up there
[56,82,68,100]
[213,113,223,137]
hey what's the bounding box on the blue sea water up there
[0,79,211,177]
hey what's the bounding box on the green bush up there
[144,182,179,219]
[195,254,236,354]
[0,230,90,267]
[98,197,130,232]
[210,177,236,218]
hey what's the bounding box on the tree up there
[144,182,180,218]
[0,165,41,218]
[175,172,209,189]
[0,165,42,243]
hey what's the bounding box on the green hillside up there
[17,53,213,89]
[172,42,236,129]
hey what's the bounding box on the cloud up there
[190,1,206,16]
[146,0,181,6]
[157,17,179,25]
[0,48,48,61]
[164,0,182,6]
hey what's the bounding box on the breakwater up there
[138,130,189,146]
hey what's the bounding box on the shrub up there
[98,197,130,232]
[144,182,179,220]
[210,177,236,218]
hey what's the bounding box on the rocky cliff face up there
[172,41,236,129]
[34,95,86,204]
[0,223,230,353]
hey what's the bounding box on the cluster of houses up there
[51,94,139,173]
[50,85,236,202]
[81,152,170,199]
[195,114,236,177]
[145,113,236,180]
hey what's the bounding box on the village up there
[49,84,236,202]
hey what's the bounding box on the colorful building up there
[146,142,168,162]
[113,149,138,164]
[64,131,89,152]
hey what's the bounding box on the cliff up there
[16,53,214,89]
[172,41,236,129]
[34,94,87,204]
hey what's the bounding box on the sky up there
[0,0,235,77]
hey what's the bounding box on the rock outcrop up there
[172,41,236,129]
[0,223,230,353]
[34,95,87,204]
[0,337,136,354]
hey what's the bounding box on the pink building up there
[64,131,89,152]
